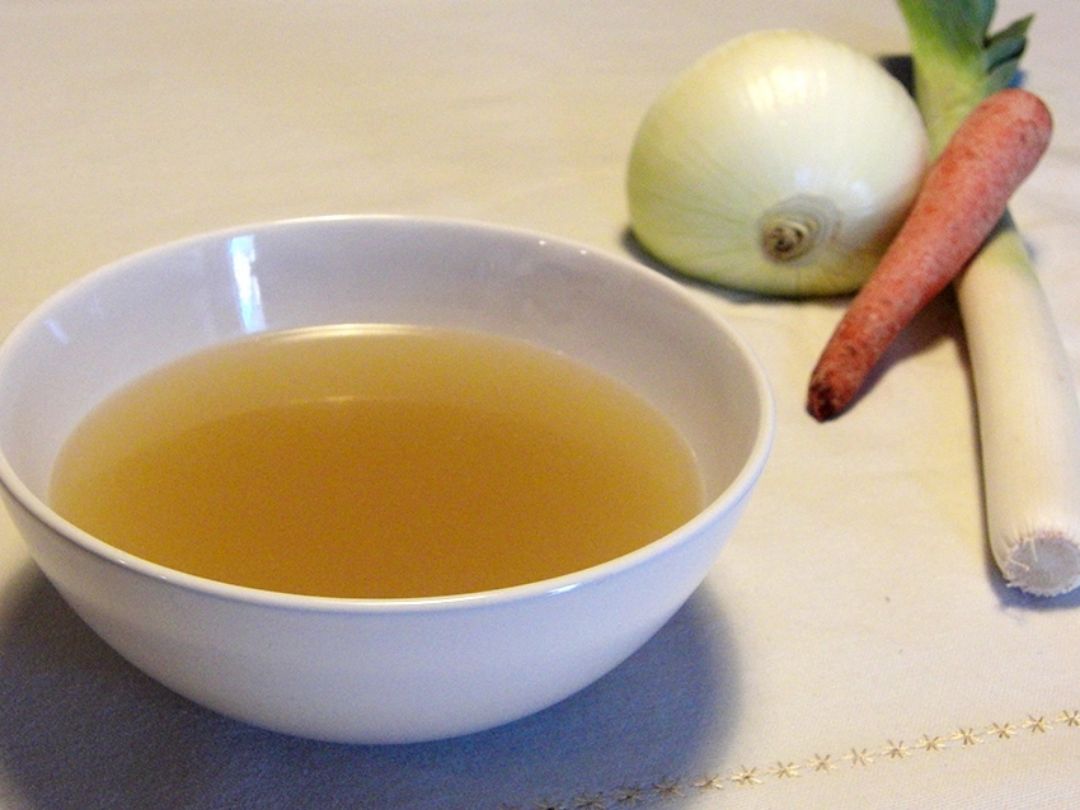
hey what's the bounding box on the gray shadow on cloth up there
[0,563,739,809]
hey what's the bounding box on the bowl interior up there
[0,216,770,571]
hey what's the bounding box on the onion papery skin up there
[627,30,930,297]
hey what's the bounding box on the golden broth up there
[49,326,703,598]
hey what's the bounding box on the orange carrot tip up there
[806,87,1053,421]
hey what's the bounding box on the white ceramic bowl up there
[0,216,773,744]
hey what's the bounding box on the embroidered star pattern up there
[513,706,1080,809]
[771,761,800,779]
[989,721,1017,740]
[653,779,682,800]
[691,775,724,791]
[1059,709,1080,727]
[808,753,837,772]
[844,748,873,767]
[611,786,644,806]
[917,734,947,752]
[883,739,911,759]
[1024,715,1049,734]
[573,795,606,810]
[952,728,981,747]
[730,766,762,786]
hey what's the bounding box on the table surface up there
[2,2,1078,808]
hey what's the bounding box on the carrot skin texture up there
[807,87,1053,421]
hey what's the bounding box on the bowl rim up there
[0,214,775,614]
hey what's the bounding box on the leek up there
[899,0,1080,596]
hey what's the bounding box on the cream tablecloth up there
[2,1,1078,807]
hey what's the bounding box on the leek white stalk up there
[957,223,1080,595]
[627,30,929,297]
[901,0,1080,595]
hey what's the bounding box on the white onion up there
[627,30,930,297]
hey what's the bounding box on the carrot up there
[806,87,1053,421]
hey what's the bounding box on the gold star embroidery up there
[1058,709,1080,728]
[989,722,1017,740]
[883,740,911,760]
[952,728,981,747]
[808,753,837,773]
[771,761,800,779]
[611,787,644,806]
[844,748,874,767]
[653,779,682,800]
[1024,715,1049,734]
[730,766,762,786]
[573,795,606,809]
[917,734,947,752]
[691,775,724,791]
